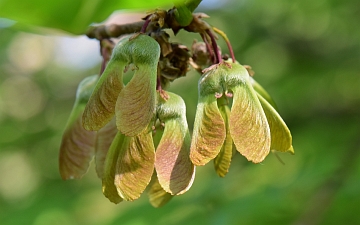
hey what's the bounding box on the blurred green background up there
[0,0,359,224]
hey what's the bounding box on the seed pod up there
[155,91,195,195]
[114,131,155,201]
[190,64,227,166]
[102,129,156,202]
[226,63,271,163]
[214,98,233,177]
[257,93,294,154]
[147,172,173,208]
[102,132,125,204]
[115,34,160,136]
[190,65,226,166]
[59,75,98,180]
[82,37,128,131]
[94,118,117,179]
[82,34,161,137]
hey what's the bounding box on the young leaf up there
[257,93,294,154]
[174,0,202,26]
[227,64,271,163]
[173,4,193,26]
[183,0,202,12]
[115,34,160,136]
[155,92,195,195]
[115,131,155,201]
[59,75,98,180]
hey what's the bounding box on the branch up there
[86,21,145,40]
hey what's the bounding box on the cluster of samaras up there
[59,29,293,207]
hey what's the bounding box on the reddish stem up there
[212,27,236,63]
[140,19,151,33]
[200,33,215,64]
[156,76,162,91]
[226,40,235,63]
[206,29,222,64]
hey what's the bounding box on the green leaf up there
[173,4,193,26]
[257,93,294,154]
[115,34,160,136]
[0,0,180,34]
[183,0,202,12]
[214,102,233,177]
[174,0,202,26]
[147,172,173,208]
[115,131,155,201]
[59,75,98,180]
[227,64,271,163]
[102,132,124,204]
[155,92,195,195]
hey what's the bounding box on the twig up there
[86,21,145,40]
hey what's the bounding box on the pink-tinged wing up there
[114,132,155,201]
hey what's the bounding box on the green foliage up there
[173,6,193,26]
[0,0,182,34]
[173,0,202,26]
